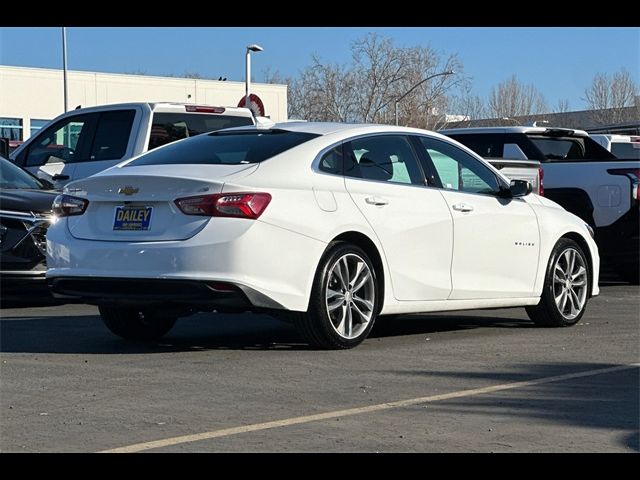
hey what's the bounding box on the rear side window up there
[148,113,254,150]
[128,130,320,166]
[89,110,135,161]
[344,135,424,185]
[319,146,343,174]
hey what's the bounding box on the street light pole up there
[245,44,263,115]
[394,70,455,126]
[62,27,68,113]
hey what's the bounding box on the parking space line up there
[100,363,639,453]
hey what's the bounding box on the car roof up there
[222,121,445,137]
[54,102,253,117]
[440,126,590,137]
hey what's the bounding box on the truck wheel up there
[99,306,177,340]
[526,238,590,327]
[292,242,379,349]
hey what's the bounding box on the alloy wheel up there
[552,248,588,320]
[325,253,376,339]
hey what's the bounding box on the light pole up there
[62,27,68,113]
[245,44,263,115]
[394,70,455,126]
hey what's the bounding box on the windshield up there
[127,129,320,167]
[0,157,47,190]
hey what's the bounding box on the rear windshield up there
[148,113,255,150]
[527,135,616,161]
[611,142,640,159]
[128,130,320,166]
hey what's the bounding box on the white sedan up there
[46,122,600,349]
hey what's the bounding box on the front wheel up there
[292,242,379,349]
[99,306,177,341]
[526,238,590,327]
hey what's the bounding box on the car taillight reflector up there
[52,194,89,217]
[185,105,226,113]
[175,192,272,219]
[608,168,640,202]
[538,166,544,196]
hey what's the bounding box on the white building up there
[0,65,288,141]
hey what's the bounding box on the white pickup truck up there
[590,134,640,159]
[441,126,640,283]
[9,102,256,189]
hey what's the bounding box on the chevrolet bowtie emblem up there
[118,186,139,195]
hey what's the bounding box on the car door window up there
[88,110,135,161]
[418,137,501,195]
[344,135,424,185]
[23,114,94,167]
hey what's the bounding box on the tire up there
[99,306,177,341]
[526,238,590,327]
[291,242,380,349]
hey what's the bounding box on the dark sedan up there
[1,156,58,297]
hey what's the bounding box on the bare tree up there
[554,98,571,113]
[183,72,204,79]
[449,84,486,121]
[284,33,463,127]
[124,69,147,76]
[583,69,639,124]
[487,75,547,118]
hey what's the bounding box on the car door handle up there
[365,196,389,206]
[452,203,474,212]
[51,174,70,181]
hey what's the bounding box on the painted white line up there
[100,363,639,453]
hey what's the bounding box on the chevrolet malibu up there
[46,122,599,349]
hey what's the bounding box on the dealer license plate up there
[113,206,153,231]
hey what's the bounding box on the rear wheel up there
[99,306,177,341]
[292,242,379,349]
[526,238,590,327]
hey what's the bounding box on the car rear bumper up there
[48,276,255,309]
[46,217,328,311]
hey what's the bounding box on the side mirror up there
[509,179,533,197]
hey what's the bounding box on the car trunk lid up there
[66,164,257,241]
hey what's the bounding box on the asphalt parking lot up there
[0,280,638,453]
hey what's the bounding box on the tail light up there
[175,192,272,219]
[52,194,89,217]
[608,168,640,202]
[538,166,544,196]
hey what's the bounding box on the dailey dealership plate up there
[113,206,153,231]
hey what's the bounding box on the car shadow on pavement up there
[371,312,533,338]
[386,362,639,452]
[0,310,535,354]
